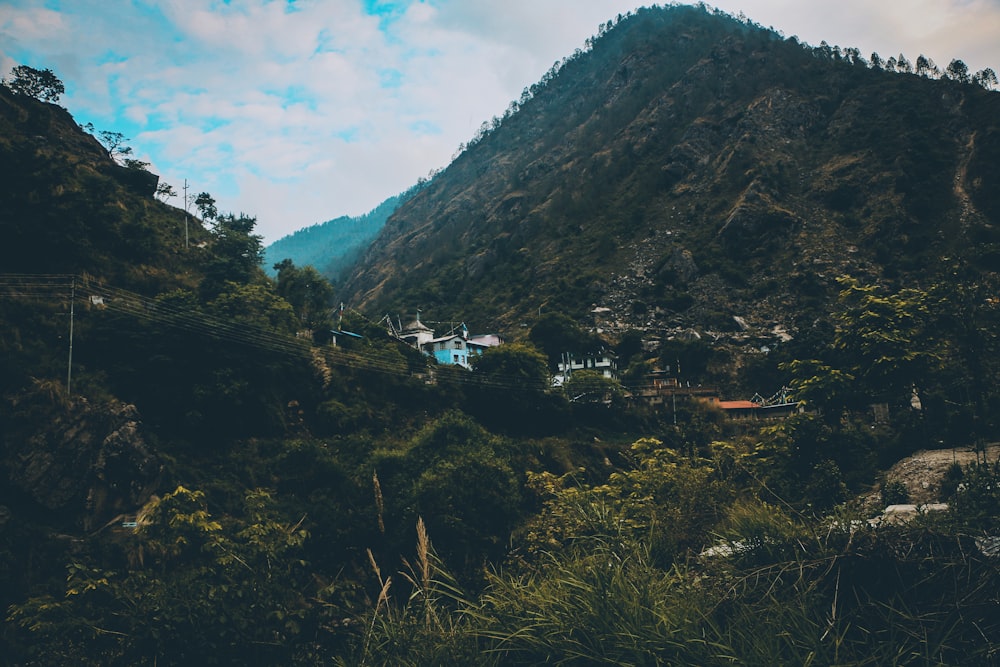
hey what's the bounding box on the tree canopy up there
[2,64,64,102]
[273,259,336,332]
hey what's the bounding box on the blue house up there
[422,325,504,369]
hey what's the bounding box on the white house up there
[397,313,435,348]
[555,349,618,384]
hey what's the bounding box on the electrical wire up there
[0,274,558,393]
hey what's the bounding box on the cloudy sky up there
[3,1,999,243]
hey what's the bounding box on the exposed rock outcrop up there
[3,392,162,530]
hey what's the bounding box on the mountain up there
[263,187,418,281]
[338,4,1000,347]
[0,83,212,291]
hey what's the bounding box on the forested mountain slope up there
[263,189,416,282]
[339,4,1000,346]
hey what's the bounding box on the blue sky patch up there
[409,119,441,136]
[378,68,402,88]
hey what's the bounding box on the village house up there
[554,349,619,385]
[631,368,678,405]
[629,369,799,421]
[711,399,761,420]
[394,314,504,369]
[423,325,505,369]
[700,387,802,420]
[397,312,436,349]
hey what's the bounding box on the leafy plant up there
[880,478,911,506]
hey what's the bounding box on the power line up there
[0,274,558,394]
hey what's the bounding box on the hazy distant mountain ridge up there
[264,188,418,281]
[338,4,1000,342]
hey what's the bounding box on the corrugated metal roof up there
[718,400,760,410]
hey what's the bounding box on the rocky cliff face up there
[3,389,161,530]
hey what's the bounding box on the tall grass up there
[344,456,1000,666]
[344,518,483,667]
[472,536,703,665]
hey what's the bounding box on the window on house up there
[453,340,463,348]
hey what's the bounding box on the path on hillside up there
[864,442,1000,509]
[953,130,983,228]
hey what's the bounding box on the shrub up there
[880,478,911,506]
[948,459,1000,530]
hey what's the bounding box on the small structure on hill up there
[396,312,436,349]
[554,349,619,385]
[630,367,716,407]
[701,387,801,420]
[390,313,504,369]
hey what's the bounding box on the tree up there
[843,48,865,66]
[96,130,134,163]
[393,412,523,573]
[832,277,946,405]
[529,312,602,369]
[895,53,912,73]
[201,213,265,296]
[946,59,971,83]
[122,157,150,171]
[273,259,335,331]
[465,343,561,433]
[155,182,177,202]
[915,55,939,78]
[781,359,856,423]
[926,266,1000,445]
[615,329,645,369]
[2,64,64,102]
[209,281,297,332]
[973,67,998,90]
[471,342,549,393]
[870,52,884,70]
[8,486,313,665]
[563,369,623,404]
[194,192,218,221]
[521,437,730,562]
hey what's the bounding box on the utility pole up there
[673,357,679,424]
[66,277,75,396]
[183,178,190,249]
